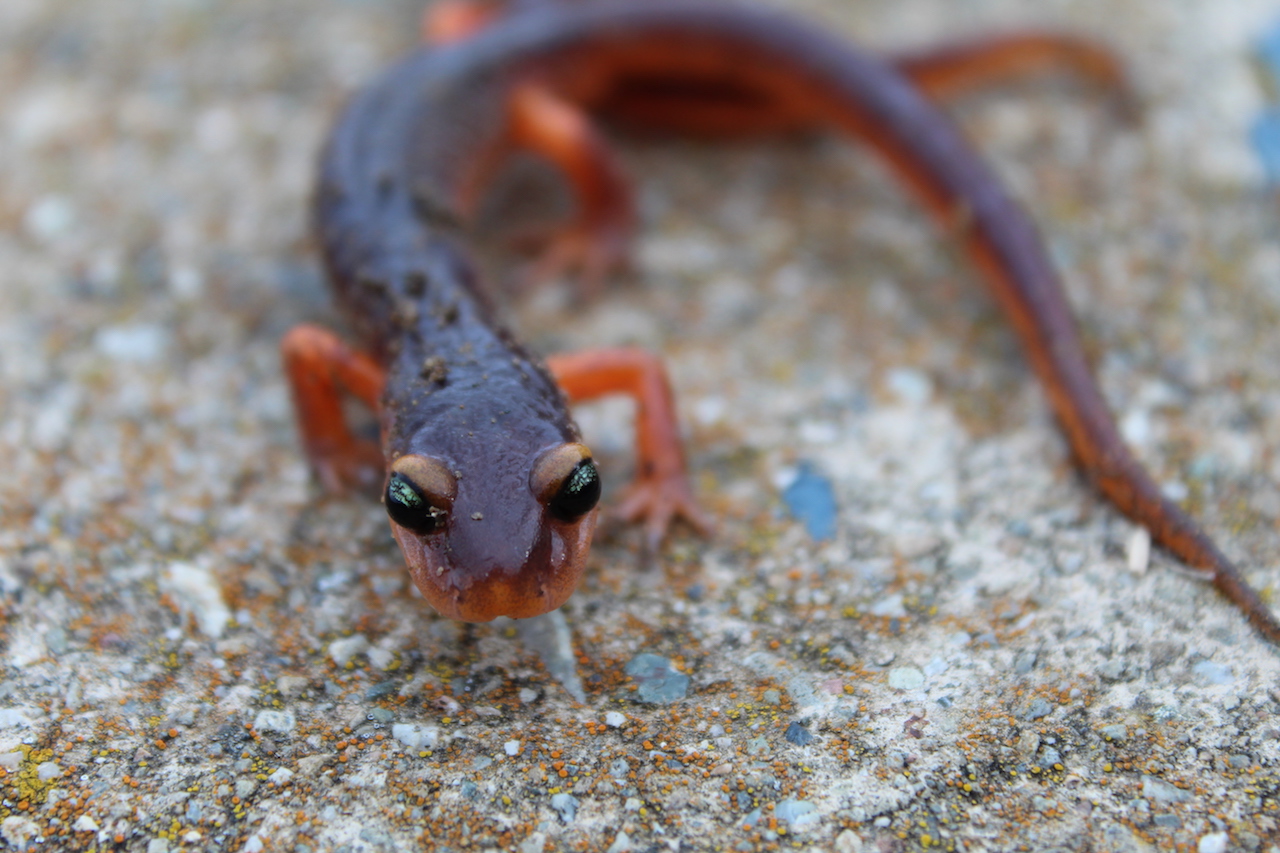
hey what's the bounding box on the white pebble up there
[392,723,439,751]
[885,367,932,405]
[267,767,294,785]
[1197,833,1228,853]
[24,195,75,242]
[160,561,230,639]
[605,711,627,728]
[328,634,369,667]
[94,323,170,364]
[504,740,522,756]
[0,817,38,851]
[253,710,296,735]
[887,666,925,691]
[366,647,396,671]
[870,593,906,618]
[1126,527,1151,575]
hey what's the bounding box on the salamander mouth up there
[392,511,598,622]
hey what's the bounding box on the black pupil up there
[550,459,601,522]
[385,472,446,534]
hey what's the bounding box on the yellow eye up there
[385,454,456,534]
[530,443,601,522]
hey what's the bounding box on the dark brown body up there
[304,0,1280,639]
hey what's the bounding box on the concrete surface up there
[2,0,1280,850]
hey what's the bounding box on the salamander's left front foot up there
[546,346,711,549]
[615,471,714,551]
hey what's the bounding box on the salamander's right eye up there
[531,443,601,523]
[385,454,456,535]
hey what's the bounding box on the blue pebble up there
[781,461,838,541]
[784,721,815,746]
[624,653,690,704]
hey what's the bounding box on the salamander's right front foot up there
[280,324,388,495]
[306,438,386,496]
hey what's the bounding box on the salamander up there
[282,0,1280,641]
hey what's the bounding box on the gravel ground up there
[3,0,1280,850]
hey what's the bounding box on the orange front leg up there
[280,324,387,494]
[546,347,710,547]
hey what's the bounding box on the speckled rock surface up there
[2,0,1280,850]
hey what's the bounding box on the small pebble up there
[1142,775,1192,804]
[834,829,864,853]
[364,681,398,701]
[519,833,547,853]
[1197,832,1228,853]
[24,194,76,242]
[267,767,294,786]
[328,634,370,667]
[774,799,818,827]
[550,792,577,823]
[1126,527,1151,574]
[887,666,924,691]
[504,740,522,757]
[784,721,815,746]
[1022,698,1053,720]
[366,648,396,671]
[624,653,690,704]
[516,611,584,703]
[780,462,837,541]
[253,710,295,735]
[94,322,169,364]
[885,367,932,405]
[1013,649,1038,674]
[605,711,626,728]
[870,593,907,618]
[0,817,38,851]
[1191,661,1233,686]
[606,831,634,853]
[161,562,230,639]
[392,723,439,751]
[1097,659,1130,682]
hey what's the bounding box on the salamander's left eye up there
[531,443,601,523]
[385,454,456,535]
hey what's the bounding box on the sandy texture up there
[2,0,1280,850]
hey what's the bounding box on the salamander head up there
[383,443,600,622]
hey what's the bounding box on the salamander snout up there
[385,445,601,622]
